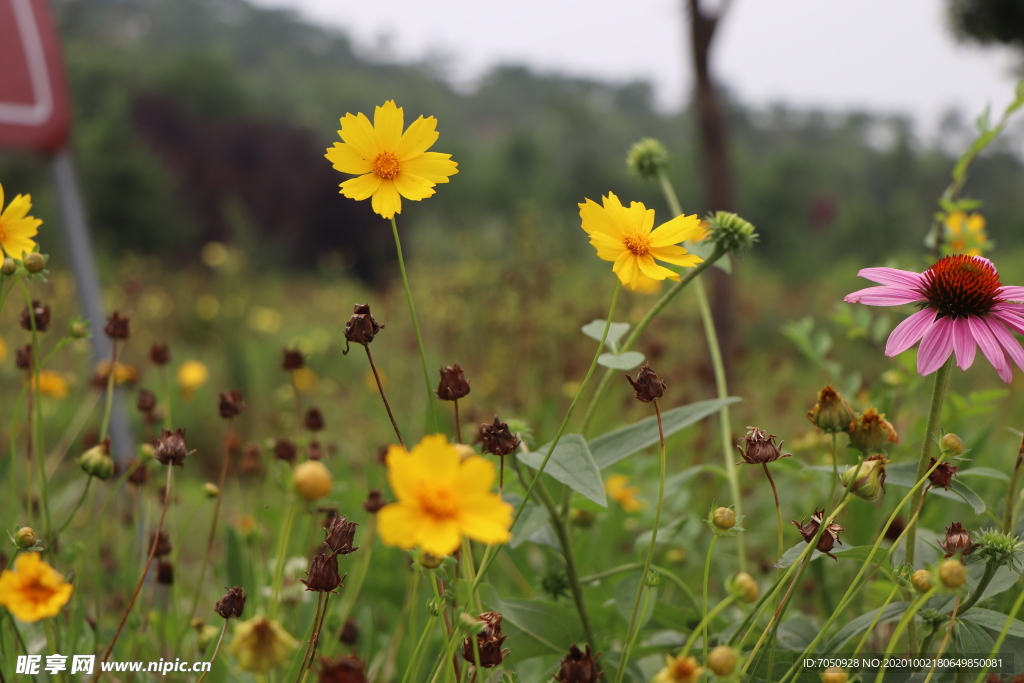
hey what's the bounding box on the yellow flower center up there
[623,232,652,256]
[20,580,57,606]
[372,151,401,180]
[417,483,459,519]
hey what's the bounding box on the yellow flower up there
[605,474,645,513]
[0,183,41,259]
[36,370,69,399]
[0,336,7,363]
[0,553,73,622]
[579,193,704,290]
[653,654,703,683]
[292,367,318,392]
[228,616,298,672]
[95,361,138,386]
[177,360,209,395]
[378,434,512,556]
[943,211,988,256]
[293,460,334,501]
[325,100,458,219]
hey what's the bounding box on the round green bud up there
[15,527,37,549]
[23,252,46,274]
[707,645,737,676]
[626,138,670,180]
[203,482,221,498]
[78,444,115,480]
[1,258,16,276]
[940,433,965,456]
[939,559,967,588]
[712,507,736,530]
[910,569,933,593]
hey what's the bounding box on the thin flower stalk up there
[21,282,52,539]
[400,610,436,683]
[702,536,717,663]
[873,587,938,683]
[268,502,299,620]
[471,282,622,593]
[296,592,328,682]
[1003,434,1023,534]
[851,584,900,657]
[614,398,668,680]
[382,567,421,683]
[922,595,960,683]
[333,518,376,640]
[365,345,404,446]
[195,620,227,683]
[958,561,999,613]
[390,216,438,431]
[678,594,736,658]
[972,583,1024,683]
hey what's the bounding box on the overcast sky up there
[251,0,1021,133]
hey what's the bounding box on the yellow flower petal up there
[966,213,985,233]
[612,250,641,290]
[416,516,462,557]
[340,173,381,201]
[325,142,372,175]
[399,152,458,183]
[371,179,402,219]
[649,213,704,247]
[338,112,379,159]
[457,494,513,544]
[393,172,437,201]
[377,502,423,548]
[649,245,703,268]
[374,100,404,151]
[453,455,496,494]
[636,254,681,282]
[396,116,440,160]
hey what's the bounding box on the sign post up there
[0,0,133,463]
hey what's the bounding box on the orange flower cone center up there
[919,255,1002,319]
[623,232,652,256]
[417,483,459,519]
[372,152,401,180]
[20,580,56,607]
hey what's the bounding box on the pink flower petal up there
[992,309,1024,336]
[917,316,955,376]
[968,316,1012,383]
[951,317,977,371]
[997,286,1024,302]
[885,309,937,357]
[844,285,922,306]
[857,267,925,288]
[986,318,1024,375]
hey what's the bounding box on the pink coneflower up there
[845,255,1024,383]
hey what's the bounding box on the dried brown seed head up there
[215,586,248,619]
[939,522,979,559]
[460,611,508,668]
[149,531,172,557]
[554,644,602,683]
[342,303,384,353]
[282,347,305,371]
[339,618,359,646]
[273,438,297,463]
[305,407,325,432]
[625,363,666,403]
[136,388,158,415]
[363,489,385,514]
[104,311,131,340]
[791,507,844,560]
[927,457,959,489]
[324,516,359,555]
[479,416,519,457]
[218,389,245,419]
[149,343,171,365]
[318,655,367,683]
[15,343,33,371]
[736,426,792,465]
[20,300,51,333]
[156,560,174,585]
[436,363,470,401]
[301,551,342,593]
[154,428,190,468]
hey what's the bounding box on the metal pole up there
[49,147,134,464]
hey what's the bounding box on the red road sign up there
[0,0,70,153]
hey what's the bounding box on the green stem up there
[333,519,375,638]
[958,561,998,613]
[55,476,92,537]
[906,357,953,568]
[827,432,840,512]
[1003,440,1023,534]
[389,216,437,431]
[702,535,718,664]
[852,584,900,657]
[680,596,736,658]
[269,503,299,619]
[924,596,960,683]
[972,575,1024,683]
[195,620,227,683]
[470,282,621,592]
[401,607,435,683]
[874,588,938,683]
[579,563,700,611]
[613,399,668,681]
[20,282,51,540]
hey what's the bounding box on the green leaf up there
[589,398,742,470]
[825,602,909,651]
[947,479,987,514]
[775,543,886,569]
[510,503,550,549]
[614,575,657,629]
[962,608,1024,638]
[518,434,607,506]
[581,320,630,349]
[480,584,582,661]
[687,239,731,273]
[597,351,645,370]
[225,526,246,591]
[885,463,986,513]
[776,616,818,651]
[958,619,996,656]
[957,467,1010,482]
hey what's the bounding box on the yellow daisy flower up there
[579,193,704,290]
[325,100,458,220]
[0,183,41,259]
[653,654,703,683]
[0,553,74,622]
[36,370,69,399]
[943,210,988,256]
[177,360,209,396]
[228,616,297,672]
[605,474,645,513]
[377,434,513,557]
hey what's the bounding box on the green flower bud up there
[707,645,737,676]
[821,667,848,683]
[807,385,855,434]
[23,252,47,274]
[643,570,660,588]
[910,569,933,593]
[706,211,758,255]
[841,455,888,500]
[418,550,444,569]
[940,433,965,456]
[625,138,670,180]
[848,408,899,454]
[712,507,736,530]
[975,529,1024,570]
[70,319,90,339]
[938,559,966,588]
[730,572,759,604]
[1,258,16,276]
[78,443,115,480]
[203,482,221,498]
[15,527,37,549]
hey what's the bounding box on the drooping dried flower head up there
[103,311,130,340]
[136,388,158,415]
[927,457,959,488]
[15,343,33,371]
[939,522,979,559]
[479,416,518,457]
[156,560,174,585]
[736,426,791,465]
[436,363,470,401]
[149,343,171,366]
[218,390,245,419]
[461,611,508,668]
[324,516,358,555]
[554,644,602,683]
[273,438,297,463]
[625,362,666,403]
[339,617,359,646]
[215,586,247,619]
[363,489,385,514]
[154,428,190,468]
[20,300,50,333]
[806,385,855,434]
[305,407,325,432]
[149,531,172,557]
[301,552,342,593]
[227,616,297,672]
[848,408,899,454]
[343,303,384,353]
[318,654,367,683]
[792,508,845,560]
[282,347,305,371]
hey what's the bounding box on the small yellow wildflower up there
[943,211,989,256]
[177,360,209,396]
[579,192,704,290]
[325,100,459,219]
[378,434,513,557]
[0,183,42,259]
[228,616,297,672]
[0,553,73,622]
[0,336,7,363]
[95,360,138,386]
[292,367,318,392]
[605,474,644,513]
[653,654,703,683]
[35,370,69,399]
